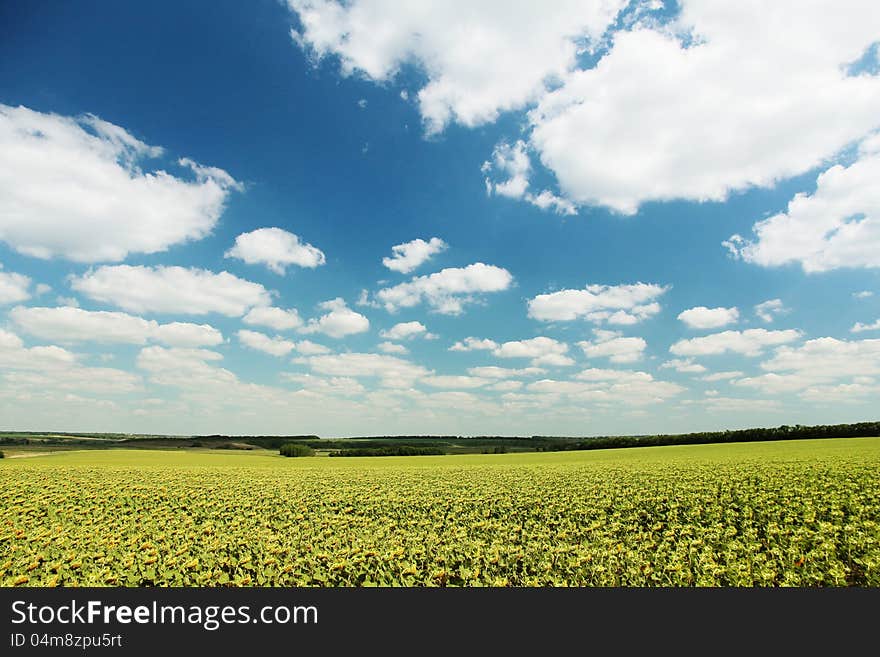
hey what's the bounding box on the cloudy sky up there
[1,1,879,436]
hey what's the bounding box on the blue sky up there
[1,1,879,436]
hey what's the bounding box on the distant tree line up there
[531,421,880,452]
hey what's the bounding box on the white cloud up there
[356,289,379,308]
[421,375,489,390]
[225,227,325,274]
[376,263,513,314]
[242,306,303,331]
[0,328,77,370]
[852,319,880,333]
[677,306,739,329]
[237,329,297,357]
[701,371,744,382]
[528,4,880,214]
[482,140,578,215]
[493,336,574,367]
[380,321,434,340]
[798,381,880,404]
[684,397,782,413]
[71,265,272,316]
[573,368,654,383]
[466,366,545,379]
[282,373,365,396]
[294,340,331,356]
[0,104,240,262]
[528,282,667,323]
[483,140,530,199]
[287,0,626,134]
[577,329,646,363]
[0,328,141,394]
[670,328,802,357]
[152,322,224,348]
[382,237,447,274]
[524,189,577,216]
[487,380,523,392]
[853,290,874,299]
[526,372,683,405]
[760,337,880,380]
[660,358,707,373]
[378,341,408,355]
[10,306,223,347]
[136,346,236,389]
[0,268,31,304]
[728,137,880,272]
[298,352,430,388]
[301,298,370,338]
[449,337,499,352]
[754,299,789,323]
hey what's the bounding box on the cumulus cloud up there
[294,340,331,355]
[0,328,141,393]
[287,4,880,216]
[852,319,880,333]
[282,373,365,396]
[760,337,880,379]
[493,336,574,367]
[677,306,739,329]
[298,352,431,388]
[728,136,880,272]
[0,104,240,262]
[683,397,783,413]
[242,306,303,331]
[526,371,683,405]
[482,140,578,215]
[421,375,489,390]
[528,4,880,214]
[237,329,297,357]
[225,227,325,274]
[10,306,223,347]
[731,338,880,402]
[483,140,531,199]
[0,268,31,304]
[528,282,667,323]
[378,341,408,355]
[577,329,646,363]
[380,321,435,340]
[382,237,447,274]
[287,0,626,134]
[670,328,802,357]
[524,189,577,216]
[449,337,499,352]
[0,328,77,371]
[376,263,513,314]
[71,265,272,316]
[660,358,707,373]
[301,298,370,338]
[487,380,523,392]
[853,290,874,299]
[136,346,237,389]
[701,371,744,382]
[466,366,546,379]
[754,299,789,323]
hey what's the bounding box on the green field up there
[1,438,878,586]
